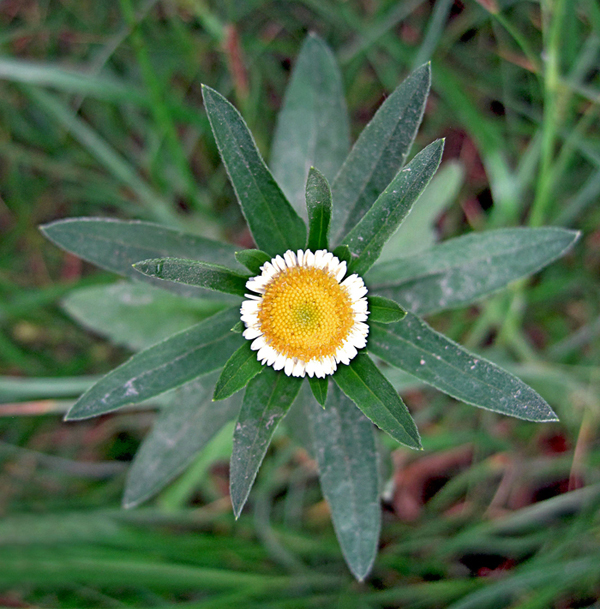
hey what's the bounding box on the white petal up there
[305,250,315,267]
[284,358,295,376]
[274,255,286,271]
[334,260,347,282]
[293,359,305,377]
[243,327,262,340]
[273,354,286,371]
[284,250,297,267]
[251,336,267,351]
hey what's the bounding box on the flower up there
[240,249,369,378]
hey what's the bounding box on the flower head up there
[240,249,369,378]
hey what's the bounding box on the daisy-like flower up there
[240,249,369,378]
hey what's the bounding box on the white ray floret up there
[240,249,370,378]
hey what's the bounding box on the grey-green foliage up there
[342,139,444,275]
[270,33,350,219]
[229,368,303,517]
[378,160,464,260]
[202,85,306,256]
[213,343,265,401]
[134,258,250,297]
[368,227,580,314]
[368,313,558,422]
[62,282,224,351]
[66,308,243,420]
[41,218,240,300]
[306,383,380,581]
[330,62,431,243]
[305,167,333,251]
[123,372,242,508]
[333,353,421,449]
[36,36,580,583]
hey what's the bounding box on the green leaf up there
[40,218,240,301]
[367,296,406,324]
[229,368,302,517]
[368,312,558,422]
[305,167,333,251]
[65,307,243,421]
[342,139,444,275]
[202,85,307,255]
[379,160,464,261]
[213,342,265,401]
[332,244,351,264]
[331,63,431,244]
[333,353,421,449]
[123,372,242,508]
[270,33,350,218]
[230,321,244,333]
[62,283,224,351]
[308,376,328,407]
[306,383,380,581]
[235,249,271,275]
[134,258,249,297]
[368,227,580,315]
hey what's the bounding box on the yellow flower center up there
[258,266,354,361]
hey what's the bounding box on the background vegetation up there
[1,0,599,607]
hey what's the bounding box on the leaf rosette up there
[40,34,579,581]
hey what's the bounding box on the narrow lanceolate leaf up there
[65,307,243,421]
[123,372,242,508]
[270,33,350,217]
[367,227,581,315]
[134,258,249,297]
[202,85,307,255]
[40,218,240,300]
[368,313,558,422]
[308,376,328,407]
[367,296,406,324]
[62,283,225,352]
[307,383,380,581]
[230,368,303,517]
[235,249,271,275]
[331,63,431,243]
[342,139,444,275]
[213,343,265,401]
[306,167,333,251]
[333,353,421,449]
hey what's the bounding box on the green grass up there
[1,0,599,606]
